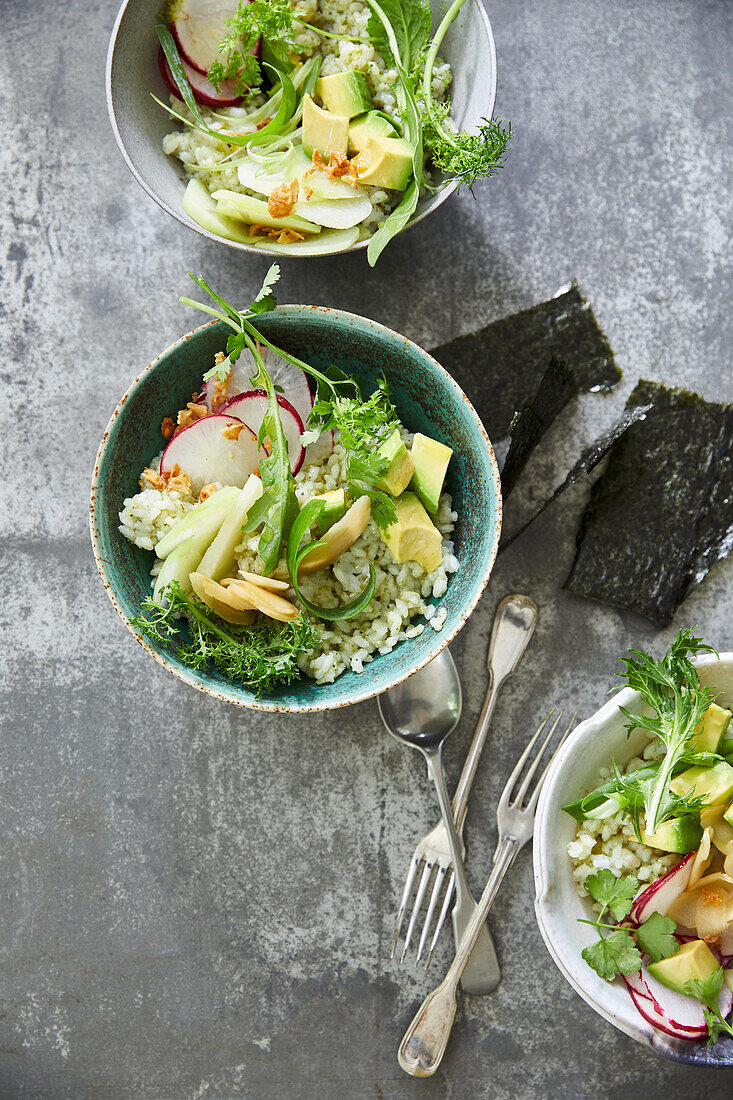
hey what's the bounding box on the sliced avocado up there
[691,702,732,754]
[376,428,415,497]
[410,433,453,516]
[211,190,320,234]
[670,760,733,806]
[382,492,442,573]
[354,136,414,190]
[315,489,347,535]
[641,816,703,854]
[723,801,733,830]
[348,110,399,154]
[302,94,349,159]
[647,940,719,995]
[317,71,372,119]
[722,738,733,765]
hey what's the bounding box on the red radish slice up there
[304,430,335,468]
[168,0,258,75]
[631,854,694,924]
[627,982,707,1041]
[624,966,733,1041]
[202,345,314,429]
[623,969,654,1002]
[218,390,305,475]
[160,414,264,496]
[158,47,245,108]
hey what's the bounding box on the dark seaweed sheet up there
[565,380,733,627]
[500,357,578,497]
[430,282,620,444]
[500,399,652,552]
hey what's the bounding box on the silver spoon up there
[378,649,500,994]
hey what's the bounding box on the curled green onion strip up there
[286,500,376,621]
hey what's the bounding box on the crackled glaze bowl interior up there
[90,306,502,712]
[534,654,733,1065]
[106,0,497,256]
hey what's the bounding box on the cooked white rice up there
[119,439,459,685]
[567,738,676,911]
[160,0,453,235]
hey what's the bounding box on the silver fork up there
[397,708,576,1077]
[393,595,537,970]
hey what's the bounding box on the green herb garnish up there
[207,0,295,95]
[634,912,680,963]
[131,581,317,694]
[684,968,733,1044]
[286,500,377,621]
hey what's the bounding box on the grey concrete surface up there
[1,0,732,1096]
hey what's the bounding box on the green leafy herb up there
[581,928,642,981]
[684,968,733,1044]
[617,628,717,833]
[584,869,639,922]
[563,755,710,827]
[131,581,317,694]
[207,0,296,96]
[635,912,680,963]
[286,500,377,620]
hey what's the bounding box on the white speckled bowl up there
[534,653,733,1065]
[106,0,497,257]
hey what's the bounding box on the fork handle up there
[398,835,520,1078]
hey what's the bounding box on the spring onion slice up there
[286,500,376,621]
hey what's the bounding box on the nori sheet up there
[500,357,578,497]
[429,282,620,444]
[499,399,653,553]
[565,380,733,627]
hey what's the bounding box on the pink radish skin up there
[219,390,305,475]
[202,346,314,429]
[160,414,265,496]
[630,853,694,924]
[158,47,245,108]
[169,0,260,76]
[624,967,733,1041]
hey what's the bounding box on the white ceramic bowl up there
[534,653,733,1065]
[106,0,497,257]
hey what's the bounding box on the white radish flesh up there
[169,0,257,75]
[219,389,305,474]
[197,475,263,581]
[304,430,334,468]
[157,46,245,108]
[155,486,240,559]
[160,414,262,496]
[631,853,694,923]
[293,194,373,229]
[202,345,314,430]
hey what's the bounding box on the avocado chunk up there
[354,136,414,190]
[647,940,719,995]
[314,489,347,535]
[211,190,320,233]
[348,110,399,154]
[382,493,443,573]
[410,433,453,516]
[691,702,732,754]
[722,738,733,765]
[376,428,415,497]
[670,760,733,806]
[317,71,372,119]
[641,816,703,854]
[302,94,349,159]
[723,801,733,830]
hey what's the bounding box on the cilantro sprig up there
[207,0,296,96]
[578,870,680,982]
[685,969,733,1044]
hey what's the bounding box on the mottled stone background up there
[1,0,732,1096]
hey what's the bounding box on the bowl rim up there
[104,0,497,258]
[533,652,733,1063]
[89,303,502,713]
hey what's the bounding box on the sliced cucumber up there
[182,178,258,244]
[155,486,241,560]
[293,194,372,229]
[211,189,321,233]
[255,225,359,255]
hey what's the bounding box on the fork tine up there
[424,870,455,969]
[513,709,564,806]
[400,860,433,963]
[392,855,420,957]
[416,865,448,963]
[498,706,557,809]
[524,713,577,814]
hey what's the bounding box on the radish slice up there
[304,430,335,468]
[157,46,245,108]
[160,414,264,495]
[202,345,313,430]
[624,966,733,1041]
[631,854,694,923]
[218,390,305,475]
[168,0,259,75]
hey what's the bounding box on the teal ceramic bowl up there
[90,307,502,712]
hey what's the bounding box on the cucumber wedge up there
[293,194,372,229]
[154,486,240,559]
[211,190,320,232]
[256,226,359,254]
[182,178,258,244]
[197,475,264,581]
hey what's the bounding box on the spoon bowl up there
[378,649,462,751]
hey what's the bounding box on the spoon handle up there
[452,595,537,833]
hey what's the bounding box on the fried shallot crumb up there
[268,179,299,218]
[175,401,208,433]
[222,421,248,441]
[210,354,231,412]
[139,464,191,495]
[199,483,218,502]
[161,416,175,440]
